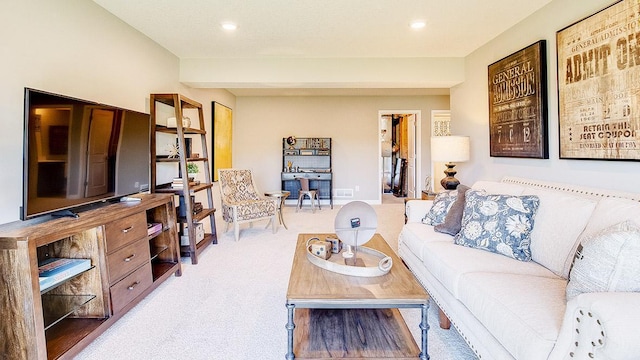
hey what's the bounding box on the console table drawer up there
[107,237,151,283]
[110,261,153,314]
[105,211,147,252]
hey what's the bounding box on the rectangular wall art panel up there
[557,0,640,161]
[488,40,549,158]
[212,102,233,181]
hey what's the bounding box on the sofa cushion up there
[566,220,640,301]
[422,190,457,225]
[454,190,540,261]
[580,197,640,239]
[434,185,470,235]
[458,272,567,360]
[398,222,454,262]
[421,241,558,299]
[471,180,526,195]
[522,188,597,278]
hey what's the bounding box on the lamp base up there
[440,163,460,190]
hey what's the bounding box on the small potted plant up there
[186,162,199,180]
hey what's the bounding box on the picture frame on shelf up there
[557,0,640,161]
[488,40,548,159]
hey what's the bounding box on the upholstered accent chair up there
[217,169,278,241]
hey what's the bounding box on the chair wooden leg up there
[271,214,277,233]
[234,222,240,241]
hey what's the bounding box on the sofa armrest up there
[405,200,433,223]
[549,292,640,360]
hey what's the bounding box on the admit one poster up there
[557,0,640,161]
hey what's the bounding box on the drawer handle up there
[122,226,134,233]
[124,254,136,262]
[127,281,140,291]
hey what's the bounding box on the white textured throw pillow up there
[566,220,640,301]
[523,188,597,278]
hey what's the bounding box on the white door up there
[406,114,416,199]
[377,110,421,203]
[85,108,114,197]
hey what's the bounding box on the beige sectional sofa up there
[398,177,640,359]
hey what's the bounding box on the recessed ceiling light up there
[410,20,426,29]
[221,22,237,31]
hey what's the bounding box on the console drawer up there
[107,237,151,283]
[105,211,147,252]
[110,261,152,314]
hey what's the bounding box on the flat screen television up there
[22,88,151,220]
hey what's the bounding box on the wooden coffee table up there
[286,233,429,360]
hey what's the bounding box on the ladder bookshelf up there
[150,93,217,264]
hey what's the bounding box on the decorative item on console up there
[326,236,342,253]
[180,222,204,246]
[167,116,191,128]
[286,136,297,149]
[305,201,392,277]
[166,142,180,158]
[308,238,332,260]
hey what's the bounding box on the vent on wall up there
[334,189,354,198]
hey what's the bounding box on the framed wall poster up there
[557,0,640,161]
[488,40,549,158]
[212,102,233,181]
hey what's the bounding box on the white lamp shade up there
[431,136,470,163]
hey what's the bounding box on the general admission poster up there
[557,0,640,160]
[488,40,548,158]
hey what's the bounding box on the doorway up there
[378,110,421,203]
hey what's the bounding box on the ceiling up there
[92,0,553,96]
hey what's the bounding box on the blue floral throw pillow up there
[422,190,458,226]
[454,190,540,261]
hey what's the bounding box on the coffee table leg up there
[419,302,430,360]
[285,304,295,359]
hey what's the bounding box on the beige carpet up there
[75,196,476,359]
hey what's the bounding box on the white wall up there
[233,96,449,203]
[181,57,465,89]
[0,0,234,224]
[451,0,640,193]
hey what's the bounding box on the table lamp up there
[431,135,470,190]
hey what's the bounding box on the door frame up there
[377,110,421,203]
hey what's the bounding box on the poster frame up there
[488,40,549,159]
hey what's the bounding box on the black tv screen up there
[22,88,151,220]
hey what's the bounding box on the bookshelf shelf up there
[39,259,93,294]
[150,245,169,261]
[42,294,97,331]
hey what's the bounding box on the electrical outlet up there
[355,185,360,191]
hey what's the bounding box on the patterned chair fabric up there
[218,169,277,241]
